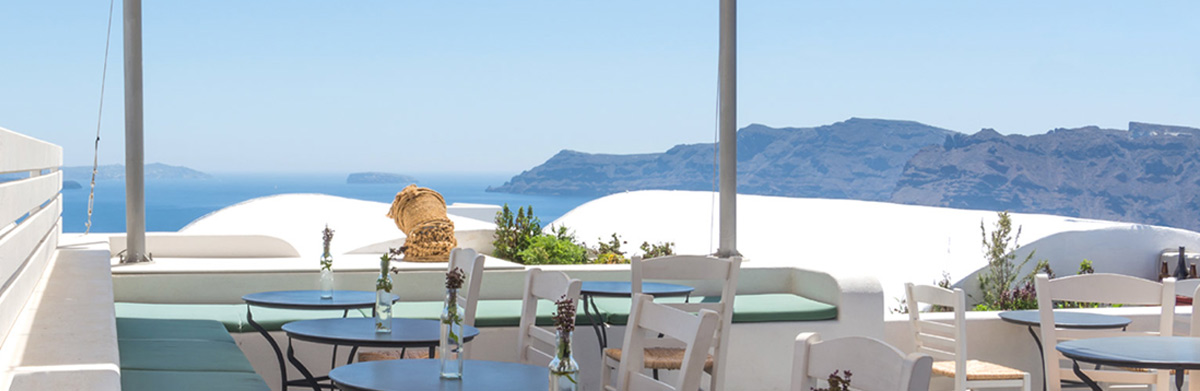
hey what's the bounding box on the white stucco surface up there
[179,193,497,258]
[552,190,1200,306]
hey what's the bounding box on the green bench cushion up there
[118,340,257,373]
[360,299,603,328]
[591,294,838,325]
[114,303,363,333]
[115,293,835,332]
[117,318,235,343]
[121,370,269,391]
[115,303,244,333]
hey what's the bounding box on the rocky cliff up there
[488,118,956,199]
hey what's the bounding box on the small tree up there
[492,204,541,263]
[978,211,1036,310]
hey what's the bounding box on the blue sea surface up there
[61,173,594,233]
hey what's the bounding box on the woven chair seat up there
[357,349,437,362]
[604,347,713,372]
[932,360,1026,381]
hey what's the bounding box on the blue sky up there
[1,1,1197,174]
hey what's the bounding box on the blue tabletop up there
[580,281,694,297]
[998,310,1131,329]
[283,318,479,348]
[1057,336,1200,370]
[242,290,399,310]
[331,359,548,391]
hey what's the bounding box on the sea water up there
[60,173,594,233]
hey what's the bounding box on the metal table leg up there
[1071,361,1102,391]
[581,294,607,351]
[287,337,325,391]
[247,305,288,391]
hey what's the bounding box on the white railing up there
[0,126,62,364]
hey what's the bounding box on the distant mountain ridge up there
[488,118,955,199]
[492,118,1200,232]
[891,123,1200,231]
[61,163,210,182]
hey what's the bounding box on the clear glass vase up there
[548,330,578,391]
[440,289,465,379]
[374,274,393,333]
[319,268,334,299]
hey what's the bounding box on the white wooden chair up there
[1173,279,1200,336]
[359,248,486,361]
[605,294,721,391]
[1189,283,1200,391]
[905,283,1030,391]
[517,268,582,366]
[792,332,933,391]
[1035,273,1175,391]
[602,255,741,391]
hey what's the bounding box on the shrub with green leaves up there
[595,233,629,264]
[639,241,675,259]
[493,204,542,263]
[518,233,589,265]
[977,211,1037,311]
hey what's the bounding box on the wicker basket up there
[386,185,457,262]
[386,184,448,234]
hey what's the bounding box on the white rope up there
[86,0,117,235]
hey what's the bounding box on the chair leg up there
[602,355,615,389]
[1023,373,1032,391]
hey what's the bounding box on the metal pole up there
[123,0,147,263]
[717,0,739,258]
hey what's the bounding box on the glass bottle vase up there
[319,268,334,299]
[374,275,393,333]
[548,330,578,391]
[440,289,465,379]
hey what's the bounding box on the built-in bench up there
[116,318,269,391]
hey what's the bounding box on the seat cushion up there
[121,370,269,391]
[118,339,257,373]
[361,299,604,328]
[604,347,714,372]
[117,318,235,343]
[932,360,1027,381]
[593,294,838,325]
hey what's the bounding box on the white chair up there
[1173,279,1200,335]
[792,332,933,391]
[1190,283,1200,391]
[605,294,721,391]
[905,283,1030,391]
[517,268,582,366]
[1035,273,1175,391]
[359,248,486,361]
[602,255,741,391]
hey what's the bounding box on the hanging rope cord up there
[86,0,117,234]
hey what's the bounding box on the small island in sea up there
[347,172,417,185]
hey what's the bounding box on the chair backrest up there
[612,294,721,391]
[631,254,741,391]
[1035,273,1175,391]
[448,248,485,327]
[1178,279,1200,301]
[792,332,933,391]
[516,268,582,366]
[904,283,968,391]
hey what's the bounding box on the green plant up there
[518,233,589,265]
[811,370,852,391]
[493,204,542,263]
[1078,259,1094,274]
[639,241,675,259]
[594,233,630,264]
[977,211,1037,311]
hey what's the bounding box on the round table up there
[1057,336,1200,391]
[999,310,1131,391]
[579,281,695,349]
[283,318,481,391]
[242,290,399,391]
[331,359,549,391]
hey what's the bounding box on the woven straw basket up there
[386,185,457,262]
